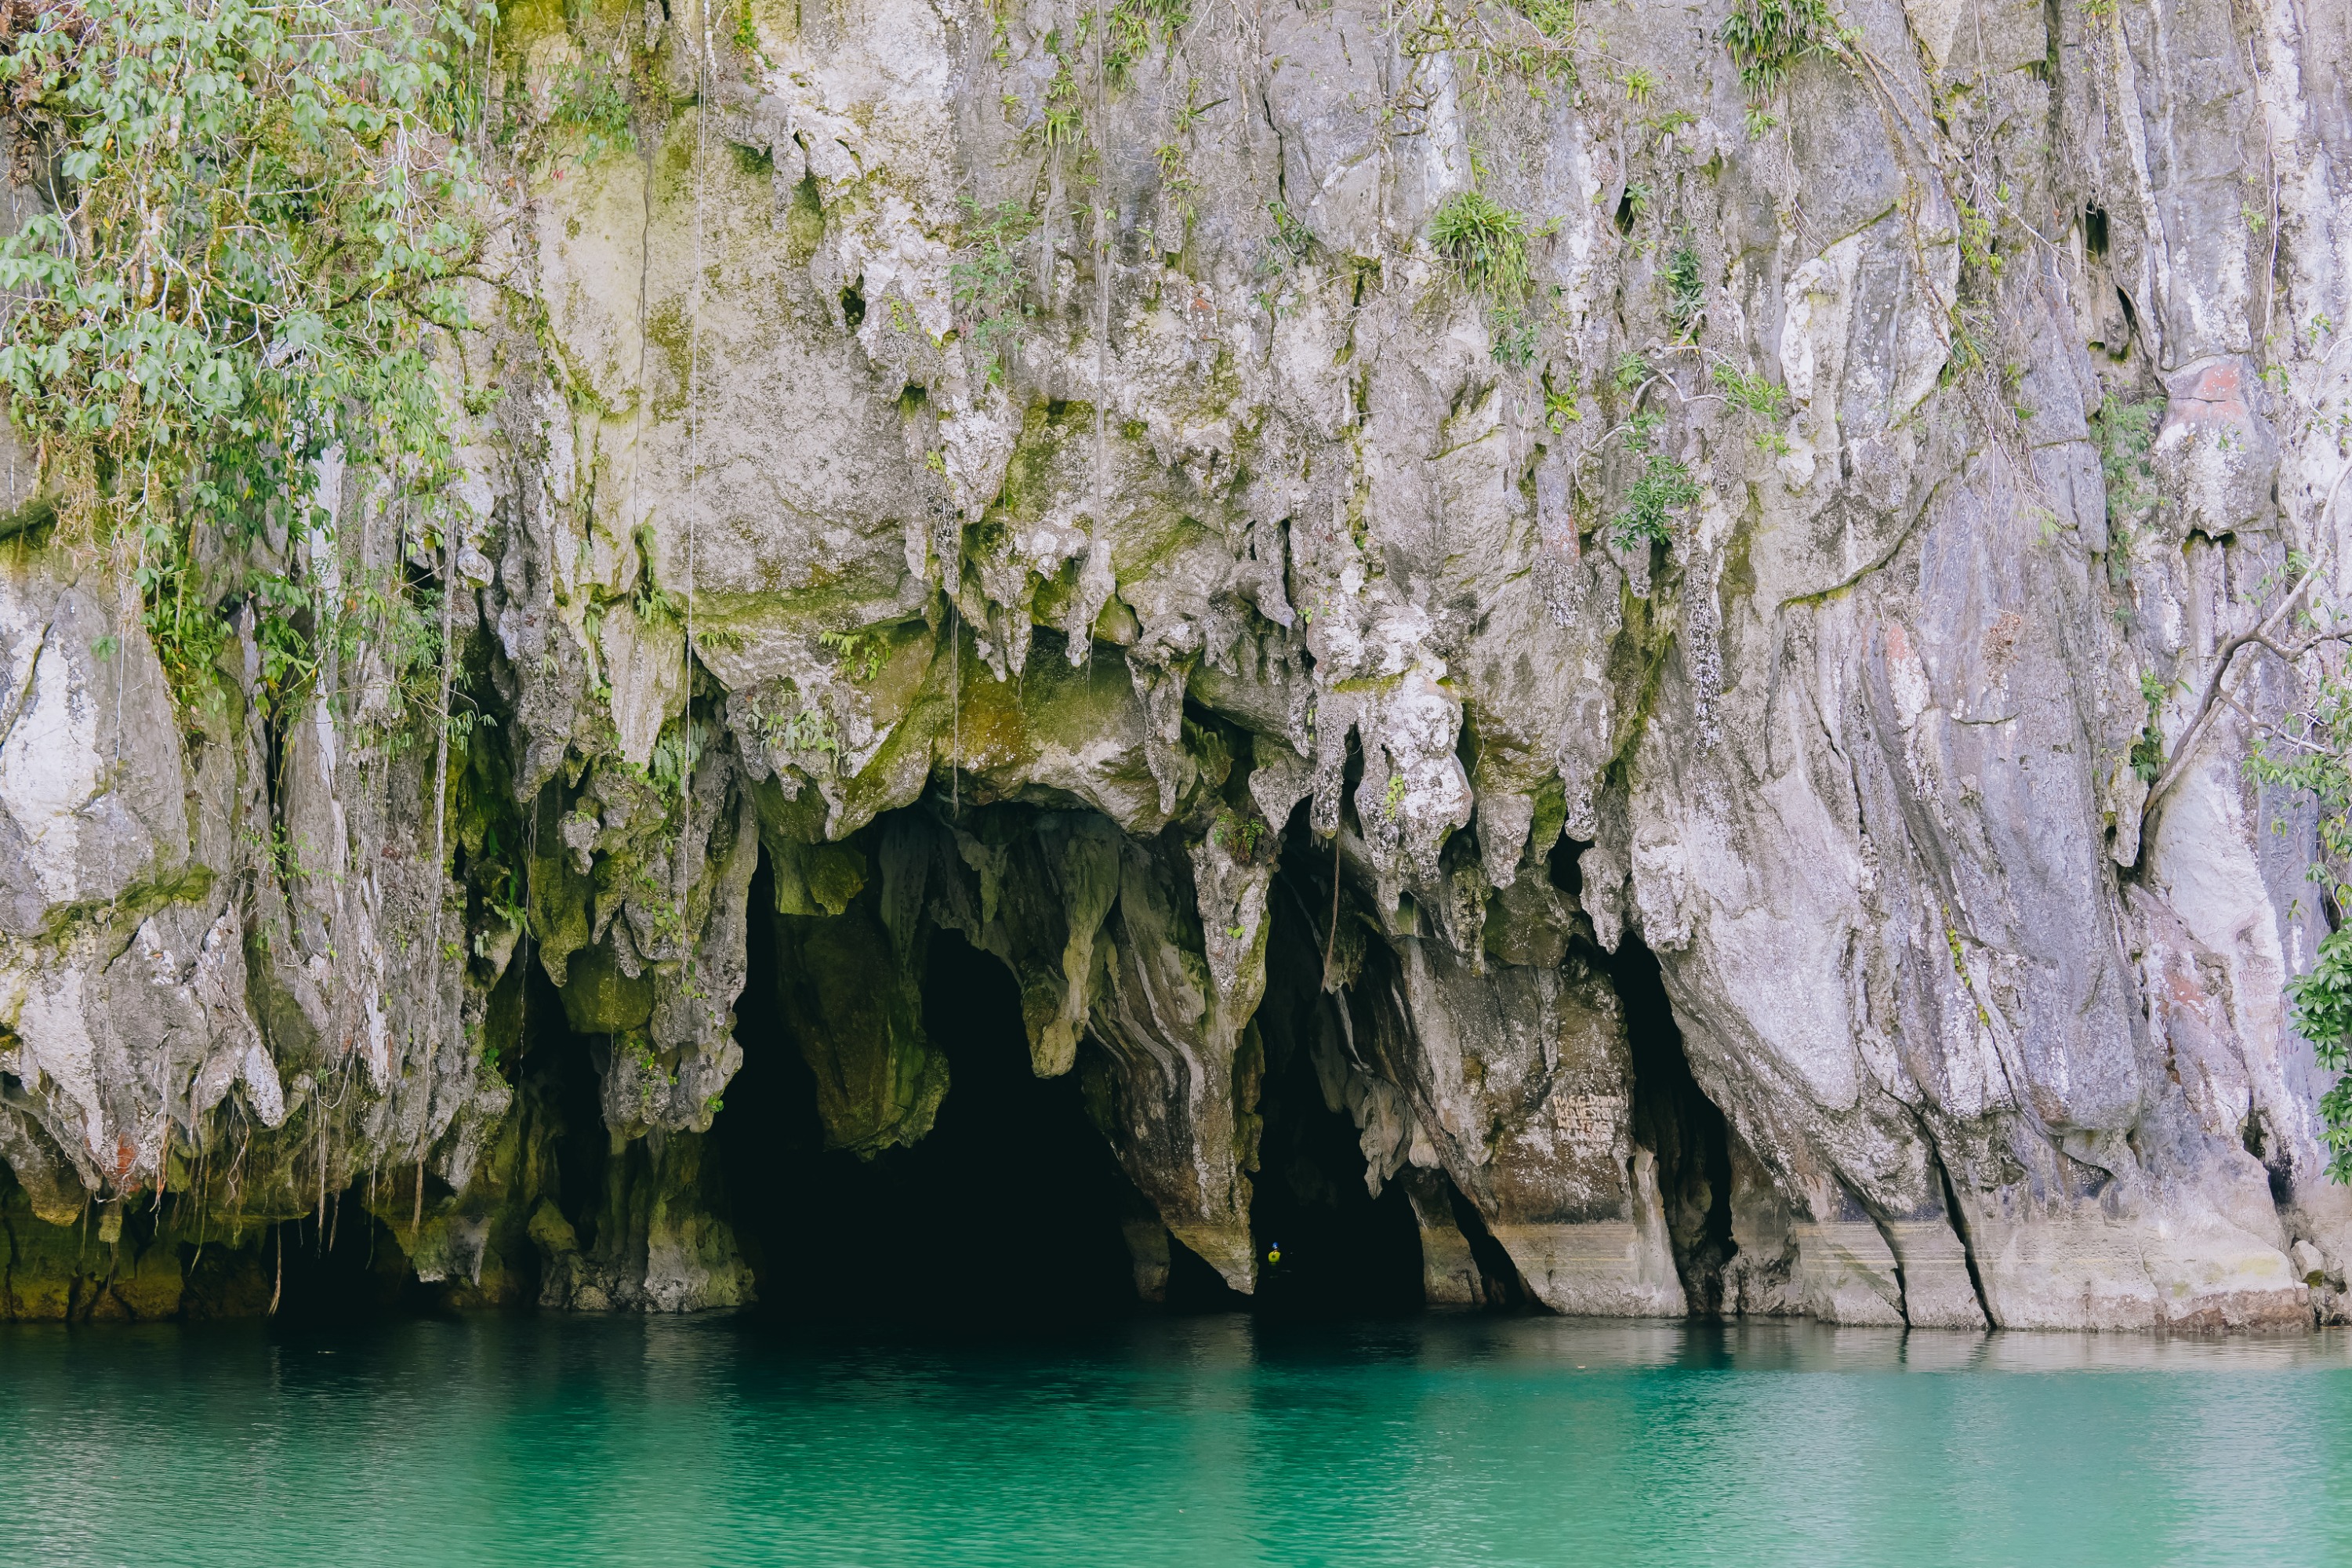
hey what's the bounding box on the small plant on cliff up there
[1664,239,1705,339]
[1489,302,1538,367]
[950,198,1037,385]
[1254,200,1316,315]
[1268,199,1316,264]
[1210,808,1269,862]
[1712,363,1787,421]
[2092,393,2163,524]
[1711,362,1791,453]
[1544,370,1582,431]
[750,687,842,771]
[1400,0,1577,96]
[1103,0,1188,87]
[2129,672,2168,783]
[1428,189,1530,301]
[548,64,633,168]
[1612,426,1700,550]
[818,628,887,681]
[647,716,708,804]
[1719,0,1848,100]
[1040,35,1084,147]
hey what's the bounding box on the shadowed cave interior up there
[717,874,1166,1325]
[710,836,1440,1325]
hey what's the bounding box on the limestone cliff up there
[3,0,2350,1331]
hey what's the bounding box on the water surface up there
[8,1314,2352,1566]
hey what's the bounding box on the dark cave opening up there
[1248,843,1428,1320]
[512,952,617,1273]
[199,1205,445,1325]
[715,851,1146,1327]
[1249,1016,1426,1320]
[1602,934,1737,1316]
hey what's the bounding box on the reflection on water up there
[7,1314,2352,1566]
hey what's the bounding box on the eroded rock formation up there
[5,0,2351,1330]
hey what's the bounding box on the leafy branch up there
[0,0,491,740]
[949,197,1036,386]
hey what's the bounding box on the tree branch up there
[2146,465,2351,815]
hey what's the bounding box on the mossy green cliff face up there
[4,0,2352,1328]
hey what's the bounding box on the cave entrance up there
[1247,856,1426,1319]
[221,1207,445,1325]
[716,851,1142,1327]
[1604,933,1735,1315]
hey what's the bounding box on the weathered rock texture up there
[5,0,2351,1330]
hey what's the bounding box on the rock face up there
[4,0,2350,1330]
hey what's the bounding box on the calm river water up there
[6,1314,2352,1566]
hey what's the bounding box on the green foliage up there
[1428,189,1530,301]
[1253,199,1316,314]
[1940,304,1989,387]
[733,0,759,52]
[750,686,842,771]
[548,64,632,167]
[1711,362,1790,452]
[1169,77,1219,136]
[1267,200,1315,263]
[950,198,1037,385]
[1612,352,1652,392]
[2248,662,2352,1178]
[646,715,707,804]
[1613,426,1700,550]
[1041,37,1083,147]
[2250,669,2352,908]
[2299,927,2352,1181]
[1209,808,1269,862]
[1507,0,1578,40]
[818,628,886,681]
[1719,0,1844,100]
[2239,644,2352,1171]
[1711,363,1787,420]
[2092,394,2162,524]
[1489,302,1538,367]
[0,0,488,733]
[1103,0,1187,86]
[1477,0,1581,85]
[1399,0,1576,100]
[1381,772,1406,820]
[1664,241,1704,338]
[1544,371,1582,432]
[630,525,685,631]
[2129,673,2168,784]
[1957,199,2002,278]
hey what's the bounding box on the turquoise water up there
[7,1316,2352,1566]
